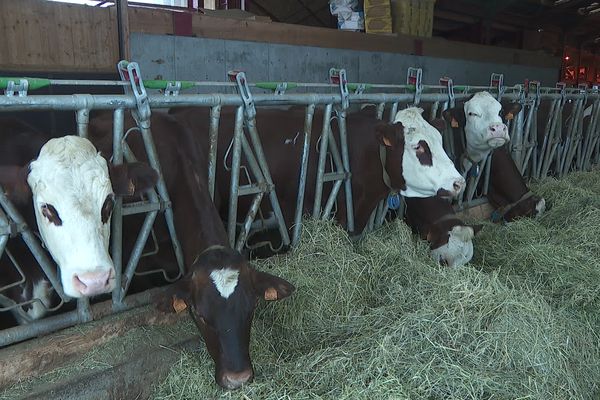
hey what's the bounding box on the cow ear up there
[155,276,191,314]
[109,162,158,197]
[375,122,404,147]
[470,224,484,235]
[429,118,447,134]
[0,166,31,205]
[501,102,522,121]
[442,107,466,129]
[450,225,475,242]
[250,267,295,301]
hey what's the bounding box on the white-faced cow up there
[404,196,482,268]
[170,105,465,238]
[0,117,157,326]
[443,91,546,222]
[87,111,295,390]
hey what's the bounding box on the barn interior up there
[0,0,600,399]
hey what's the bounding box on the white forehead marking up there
[394,107,426,127]
[210,268,240,299]
[431,226,474,268]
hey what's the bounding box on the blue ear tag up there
[490,210,502,223]
[468,164,480,178]
[387,193,401,210]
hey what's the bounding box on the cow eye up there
[101,194,115,224]
[41,204,62,226]
[413,143,424,153]
[467,112,479,117]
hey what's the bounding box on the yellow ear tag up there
[451,118,459,128]
[172,297,188,313]
[382,136,393,147]
[506,112,514,120]
[264,287,278,301]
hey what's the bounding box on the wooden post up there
[117,0,130,61]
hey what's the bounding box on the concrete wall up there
[131,33,559,91]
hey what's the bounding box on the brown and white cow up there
[87,111,294,390]
[0,117,157,325]
[443,91,545,222]
[171,105,465,237]
[404,196,482,268]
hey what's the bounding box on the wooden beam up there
[117,0,131,61]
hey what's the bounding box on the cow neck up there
[379,144,398,194]
[491,190,534,223]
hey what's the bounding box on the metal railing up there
[0,63,598,348]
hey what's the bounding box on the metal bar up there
[245,116,291,247]
[111,109,125,310]
[76,108,90,138]
[321,179,344,222]
[336,110,355,233]
[0,190,68,302]
[292,104,315,247]
[208,106,221,200]
[235,192,265,251]
[137,124,185,277]
[227,107,245,247]
[313,104,333,218]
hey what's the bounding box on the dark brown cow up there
[404,196,482,267]
[443,91,545,222]
[87,111,294,390]
[170,105,464,238]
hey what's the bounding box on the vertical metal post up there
[336,110,355,233]
[111,109,125,310]
[208,105,221,200]
[76,109,90,138]
[227,107,245,247]
[313,103,333,218]
[292,104,315,246]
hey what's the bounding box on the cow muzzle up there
[72,269,115,297]
[437,177,466,199]
[218,368,254,390]
[487,124,509,148]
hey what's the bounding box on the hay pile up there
[152,172,600,400]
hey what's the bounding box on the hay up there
[153,171,600,400]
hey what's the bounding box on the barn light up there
[565,56,570,61]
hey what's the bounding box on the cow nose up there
[220,368,254,390]
[453,178,466,194]
[72,269,115,296]
[488,124,507,137]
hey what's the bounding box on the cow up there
[170,105,465,240]
[87,111,295,390]
[403,195,482,267]
[0,117,157,326]
[443,91,545,222]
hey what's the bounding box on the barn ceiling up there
[246,0,600,51]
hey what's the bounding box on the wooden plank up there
[130,6,561,69]
[0,0,117,73]
[117,0,131,61]
[0,306,187,390]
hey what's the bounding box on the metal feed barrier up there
[0,62,599,348]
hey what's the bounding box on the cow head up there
[444,91,522,167]
[1,136,157,298]
[160,247,294,390]
[376,107,465,198]
[427,222,483,268]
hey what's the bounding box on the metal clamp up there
[528,80,541,106]
[228,70,256,119]
[275,82,288,95]
[354,83,367,95]
[164,81,181,96]
[407,67,422,105]
[329,68,349,110]
[490,73,505,100]
[118,60,151,126]
[439,76,455,106]
[4,79,29,97]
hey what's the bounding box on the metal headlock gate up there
[0,61,599,348]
